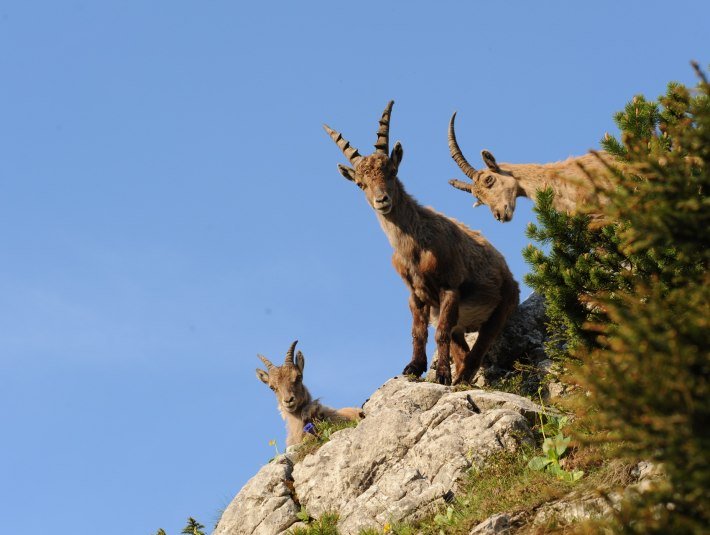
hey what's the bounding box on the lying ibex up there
[256,340,364,447]
[448,112,616,222]
[324,101,519,385]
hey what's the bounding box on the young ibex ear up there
[337,164,357,182]
[481,150,501,172]
[295,350,305,373]
[256,368,270,384]
[391,141,403,171]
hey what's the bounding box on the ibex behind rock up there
[256,340,364,447]
[448,112,615,222]
[324,101,519,385]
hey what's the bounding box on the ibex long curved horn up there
[323,124,362,167]
[374,100,394,155]
[258,354,275,371]
[284,340,298,365]
[448,112,478,181]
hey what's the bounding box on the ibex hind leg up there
[454,280,518,385]
[434,289,462,385]
[450,328,469,382]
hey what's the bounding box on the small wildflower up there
[268,439,279,456]
[303,422,317,435]
[383,522,391,533]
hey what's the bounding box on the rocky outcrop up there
[213,455,300,535]
[214,379,546,535]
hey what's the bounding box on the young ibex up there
[256,340,364,447]
[448,112,615,222]
[324,101,519,385]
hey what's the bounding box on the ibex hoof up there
[402,363,425,377]
[452,373,473,387]
[436,372,452,386]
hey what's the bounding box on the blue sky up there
[0,1,707,533]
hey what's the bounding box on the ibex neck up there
[294,388,313,415]
[501,152,612,212]
[500,162,557,201]
[375,179,425,250]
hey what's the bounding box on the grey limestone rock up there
[214,379,545,535]
[213,454,300,535]
[292,379,542,534]
[469,512,512,534]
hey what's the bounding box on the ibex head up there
[448,112,519,222]
[324,100,404,215]
[255,340,308,414]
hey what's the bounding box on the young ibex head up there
[448,112,519,222]
[255,340,308,414]
[324,100,404,215]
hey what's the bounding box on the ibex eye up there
[485,176,495,187]
[358,183,366,190]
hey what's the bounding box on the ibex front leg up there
[402,293,429,378]
[435,288,459,385]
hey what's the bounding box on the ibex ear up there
[449,179,473,193]
[337,164,357,182]
[256,369,270,384]
[481,150,501,172]
[295,351,305,373]
[390,141,403,171]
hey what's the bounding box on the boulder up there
[213,454,300,535]
[294,379,542,533]
[213,378,546,535]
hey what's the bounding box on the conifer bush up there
[524,63,709,532]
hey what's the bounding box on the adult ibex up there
[324,101,519,385]
[256,341,364,447]
[448,112,615,222]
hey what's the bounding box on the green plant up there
[291,418,360,463]
[525,63,710,532]
[288,512,340,535]
[489,361,548,398]
[268,438,280,460]
[181,517,206,535]
[296,505,312,523]
[527,391,584,482]
[433,505,457,531]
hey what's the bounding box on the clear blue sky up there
[0,2,706,533]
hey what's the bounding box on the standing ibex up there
[324,101,519,385]
[256,340,364,447]
[448,112,615,222]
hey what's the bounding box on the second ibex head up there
[448,112,519,222]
